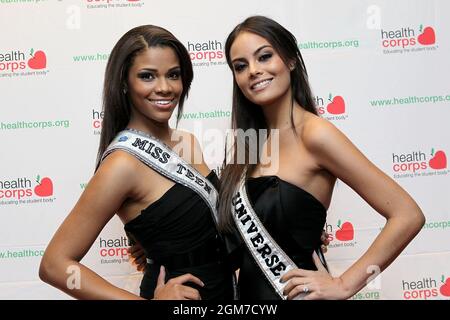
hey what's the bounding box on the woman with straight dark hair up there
[219,15,425,300]
[39,25,234,300]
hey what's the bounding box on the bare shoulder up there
[80,149,145,210]
[300,112,345,152]
[96,149,141,182]
[172,129,209,173]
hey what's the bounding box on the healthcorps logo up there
[0,48,49,78]
[0,175,55,206]
[326,219,357,249]
[98,236,129,265]
[85,0,144,9]
[92,108,103,135]
[391,148,448,179]
[381,24,438,54]
[441,276,450,298]
[315,94,348,121]
[402,275,450,300]
[187,40,226,67]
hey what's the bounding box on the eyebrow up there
[138,66,181,73]
[231,45,272,64]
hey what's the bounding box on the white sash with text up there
[232,178,307,300]
[101,128,219,225]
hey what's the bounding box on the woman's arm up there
[39,152,145,299]
[283,118,425,300]
[40,150,204,300]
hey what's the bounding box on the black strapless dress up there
[228,175,328,300]
[124,171,234,300]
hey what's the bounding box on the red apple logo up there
[440,276,450,297]
[429,149,447,170]
[335,220,354,241]
[417,26,435,45]
[327,94,345,115]
[34,175,53,197]
[28,49,47,70]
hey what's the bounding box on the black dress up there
[228,175,327,300]
[124,171,234,300]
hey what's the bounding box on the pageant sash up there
[103,128,239,300]
[101,128,219,225]
[232,177,307,300]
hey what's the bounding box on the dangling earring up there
[123,86,127,94]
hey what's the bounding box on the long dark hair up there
[219,16,317,231]
[95,25,193,170]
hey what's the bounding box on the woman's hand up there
[281,252,350,300]
[128,241,147,272]
[153,266,205,300]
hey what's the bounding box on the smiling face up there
[229,31,292,108]
[127,46,183,125]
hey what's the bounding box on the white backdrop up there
[0,0,449,300]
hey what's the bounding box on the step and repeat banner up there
[0,0,449,300]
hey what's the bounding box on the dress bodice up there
[236,175,327,300]
[125,171,233,300]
